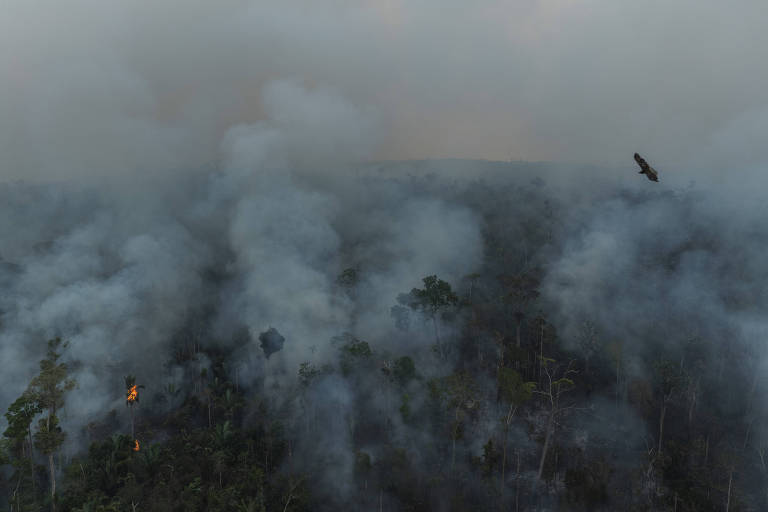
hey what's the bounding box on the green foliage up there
[297,362,319,387]
[33,414,66,456]
[213,421,233,449]
[497,368,535,406]
[3,392,41,449]
[392,356,416,386]
[53,412,306,512]
[407,275,459,317]
[26,337,76,416]
[480,438,500,477]
[499,272,540,309]
[342,339,372,358]
[564,461,611,508]
[338,335,373,376]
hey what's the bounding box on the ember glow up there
[126,385,138,403]
[133,440,140,452]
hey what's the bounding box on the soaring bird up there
[634,153,659,182]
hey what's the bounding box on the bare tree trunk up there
[501,405,516,507]
[49,452,56,512]
[658,402,666,456]
[452,436,457,471]
[501,426,507,503]
[537,410,554,482]
[704,434,709,467]
[451,405,460,471]
[616,356,620,409]
[744,417,754,450]
[432,316,444,359]
[28,425,36,495]
[725,469,733,512]
[539,324,544,383]
[688,387,697,427]
[746,368,758,414]
[515,450,520,512]
[28,425,34,459]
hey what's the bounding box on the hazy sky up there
[2,0,767,180]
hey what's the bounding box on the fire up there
[133,439,140,451]
[126,385,138,403]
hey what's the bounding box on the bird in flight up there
[634,153,659,182]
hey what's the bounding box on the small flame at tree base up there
[133,440,140,452]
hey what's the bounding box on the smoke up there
[2,1,768,508]
[3,0,768,180]
[0,77,487,504]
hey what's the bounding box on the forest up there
[1,159,767,511]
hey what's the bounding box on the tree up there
[3,392,40,459]
[124,375,145,440]
[497,368,535,501]
[391,356,416,387]
[0,439,8,466]
[533,358,576,483]
[3,391,42,511]
[26,337,76,511]
[498,272,540,349]
[337,335,373,376]
[403,275,459,359]
[430,372,478,470]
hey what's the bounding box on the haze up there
[2,0,767,181]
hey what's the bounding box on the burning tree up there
[124,375,145,442]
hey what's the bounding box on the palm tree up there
[124,375,145,440]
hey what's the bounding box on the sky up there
[2,0,768,181]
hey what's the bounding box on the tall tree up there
[498,272,540,349]
[3,391,42,511]
[533,358,576,483]
[404,275,459,359]
[430,371,478,470]
[124,375,144,440]
[497,368,535,502]
[27,337,76,512]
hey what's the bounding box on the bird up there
[634,153,659,182]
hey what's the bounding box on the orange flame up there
[126,385,138,403]
[133,439,140,451]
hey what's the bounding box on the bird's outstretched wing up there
[633,153,659,182]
